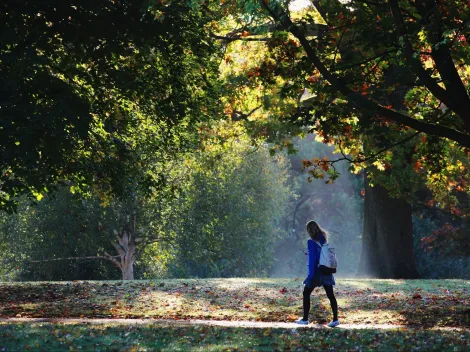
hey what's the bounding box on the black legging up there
[303,285,338,321]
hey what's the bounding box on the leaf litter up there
[0,278,468,328]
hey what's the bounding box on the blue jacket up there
[303,235,335,288]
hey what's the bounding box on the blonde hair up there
[306,220,329,243]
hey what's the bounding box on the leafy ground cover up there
[0,279,468,328]
[1,321,469,351]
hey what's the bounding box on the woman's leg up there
[323,285,338,321]
[302,285,314,320]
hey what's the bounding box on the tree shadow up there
[0,281,121,318]
[0,279,468,329]
[1,321,469,351]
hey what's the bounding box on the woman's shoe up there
[294,318,309,325]
[327,320,340,328]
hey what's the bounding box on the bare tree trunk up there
[104,214,138,280]
[105,230,136,280]
[121,258,135,280]
[357,171,420,278]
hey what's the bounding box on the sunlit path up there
[2,318,468,332]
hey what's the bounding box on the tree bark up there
[121,258,135,280]
[357,171,420,278]
[108,228,136,281]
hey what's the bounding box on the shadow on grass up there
[1,321,469,352]
[328,280,470,329]
[0,282,120,318]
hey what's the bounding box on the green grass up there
[1,322,469,351]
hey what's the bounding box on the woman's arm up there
[306,239,317,279]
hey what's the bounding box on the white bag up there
[314,241,337,274]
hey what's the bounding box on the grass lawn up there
[0,278,469,351]
[1,321,469,351]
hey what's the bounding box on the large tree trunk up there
[357,172,420,278]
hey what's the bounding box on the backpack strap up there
[312,240,323,267]
[313,240,323,248]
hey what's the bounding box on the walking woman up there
[295,220,339,327]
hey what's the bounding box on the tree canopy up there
[1,0,469,281]
[0,0,222,211]
[205,0,470,217]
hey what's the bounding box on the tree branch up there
[332,49,398,72]
[388,0,455,109]
[260,0,470,148]
[111,239,126,256]
[27,255,120,263]
[411,1,470,129]
[337,131,421,164]
[231,105,262,121]
[104,251,122,269]
[210,33,270,43]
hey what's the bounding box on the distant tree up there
[144,124,294,278]
[0,192,117,281]
[0,185,180,281]
[1,131,293,280]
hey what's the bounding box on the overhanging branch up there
[259,0,470,148]
[210,33,270,42]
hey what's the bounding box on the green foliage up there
[0,191,118,281]
[0,0,222,211]
[144,133,293,278]
[0,130,293,280]
[0,179,182,281]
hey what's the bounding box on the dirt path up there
[1,318,467,332]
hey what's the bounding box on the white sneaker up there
[294,318,309,325]
[327,320,340,328]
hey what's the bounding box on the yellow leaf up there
[373,160,386,171]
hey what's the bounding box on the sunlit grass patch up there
[0,278,468,328]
